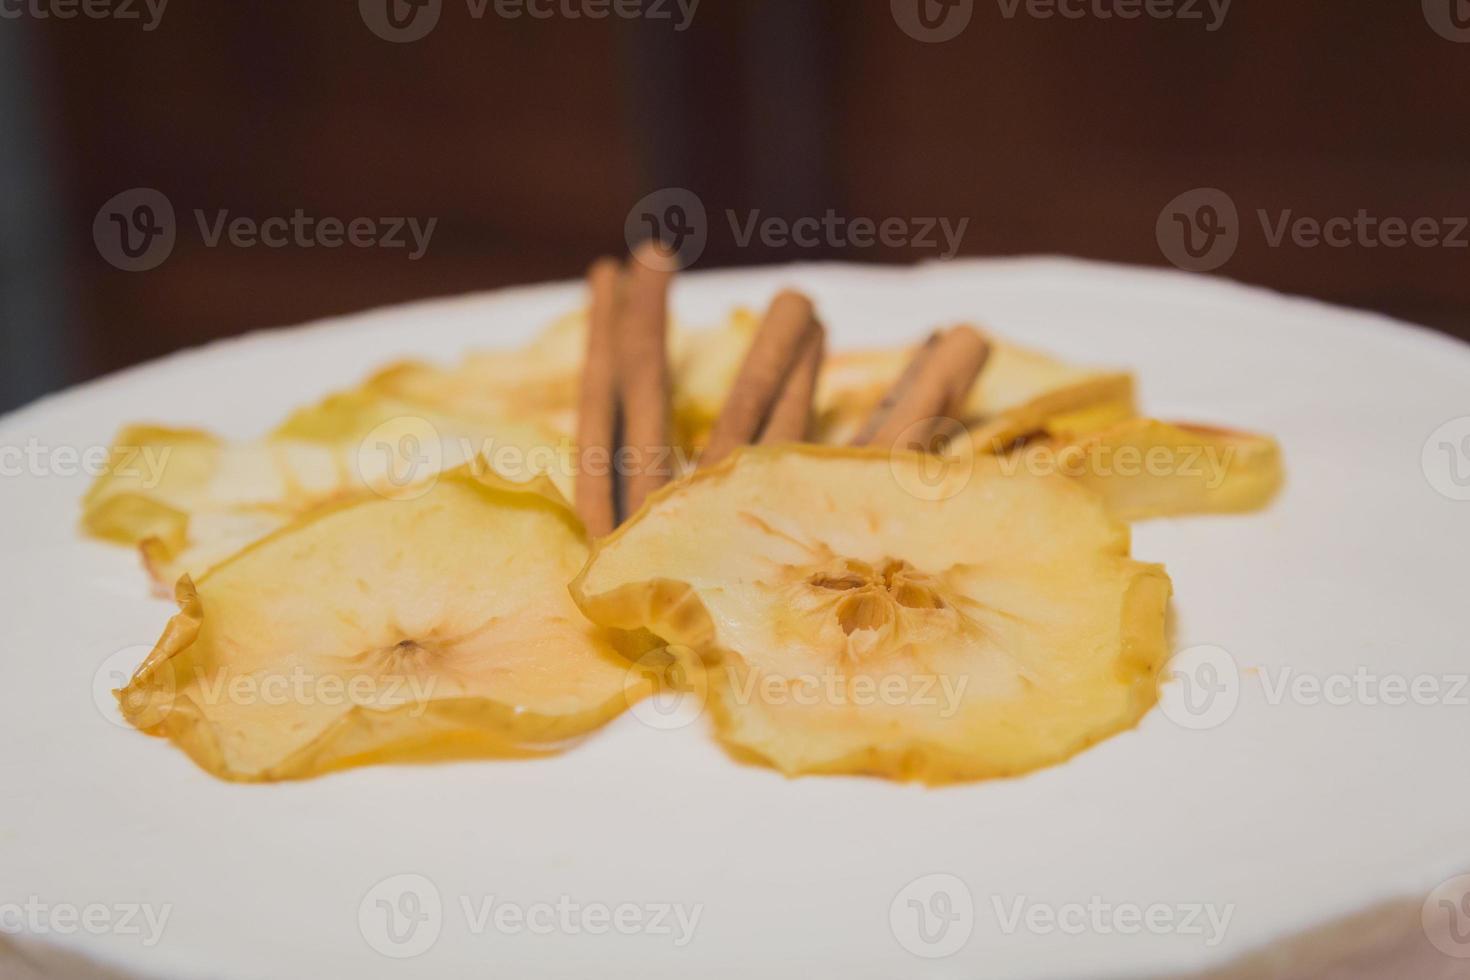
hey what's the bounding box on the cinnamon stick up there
[855,326,990,450]
[614,241,676,517]
[759,327,824,446]
[702,290,824,467]
[574,258,622,537]
[850,331,941,448]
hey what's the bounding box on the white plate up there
[2,258,1468,980]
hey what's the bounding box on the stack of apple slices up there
[88,296,1281,784]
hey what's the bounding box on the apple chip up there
[338,312,588,440]
[85,388,574,590]
[1025,418,1284,521]
[325,309,713,447]
[83,425,229,553]
[275,388,572,498]
[966,342,1135,452]
[81,426,330,547]
[82,425,337,589]
[117,468,642,782]
[572,446,1171,783]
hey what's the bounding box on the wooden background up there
[5,0,1469,412]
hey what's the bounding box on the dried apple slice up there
[341,308,699,445]
[966,340,1135,452]
[83,426,339,588]
[572,445,1171,783]
[85,390,576,590]
[117,468,641,782]
[1022,418,1284,521]
[82,426,343,542]
[80,424,341,590]
[275,388,571,497]
[82,425,227,553]
[346,312,588,439]
[139,507,295,594]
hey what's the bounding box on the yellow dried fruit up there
[968,342,1136,452]
[276,388,571,496]
[82,425,228,553]
[117,468,642,782]
[86,389,573,590]
[82,425,336,590]
[572,445,1171,783]
[1023,418,1284,521]
[335,312,589,440]
[317,309,720,451]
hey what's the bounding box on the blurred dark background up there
[3,0,1468,414]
